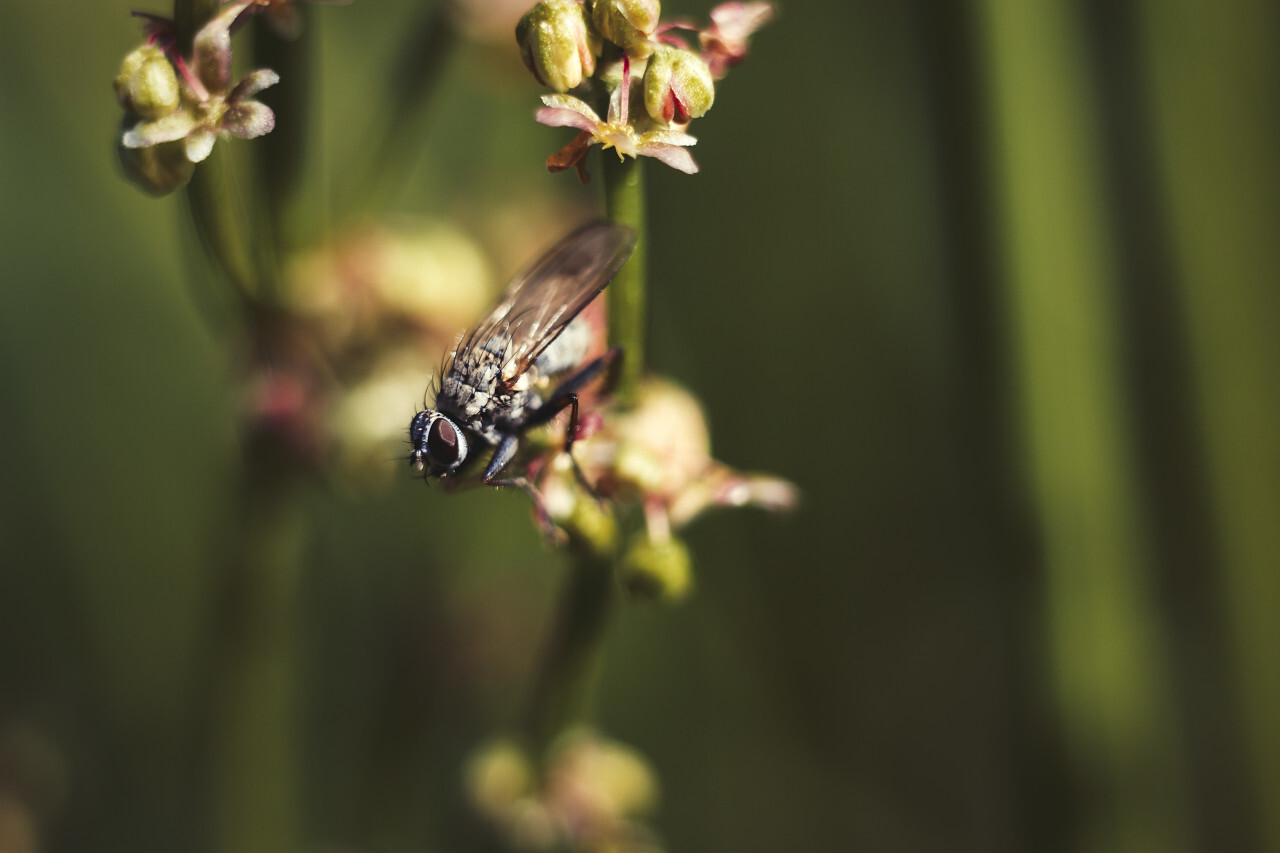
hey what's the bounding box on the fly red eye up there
[427,417,461,467]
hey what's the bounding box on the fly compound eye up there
[427,416,467,470]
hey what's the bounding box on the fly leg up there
[525,348,622,499]
[482,434,563,542]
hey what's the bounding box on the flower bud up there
[590,0,661,52]
[619,532,692,602]
[114,45,181,120]
[643,45,714,124]
[516,0,601,92]
[117,136,194,196]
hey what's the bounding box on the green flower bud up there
[590,0,661,52]
[516,1,601,92]
[643,45,714,124]
[561,493,619,559]
[117,136,194,196]
[619,532,692,602]
[114,45,181,120]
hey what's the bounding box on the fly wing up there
[462,221,636,380]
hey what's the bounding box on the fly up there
[408,221,635,525]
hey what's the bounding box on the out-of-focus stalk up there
[979,1,1190,849]
[344,4,458,216]
[523,549,615,750]
[171,3,306,852]
[211,461,303,853]
[252,6,312,294]
[1137,1,1280,848]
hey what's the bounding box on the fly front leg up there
[482,433,563,543]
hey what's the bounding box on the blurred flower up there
[516,0,601,92]
[618,531,692,601]
[539,376,798,570]
[118,1,278,168]
[642,45,714,124]
[466,730,662,852]
[275,221,496,487]
[537,56,698,180]
[699,1,774,78]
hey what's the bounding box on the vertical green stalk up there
[520,152,650,756]
[173,3,305,852]
[602,153,647,406]
[1137,1,1280,848]
[212,462,303,853]
[523,549,615,751]
[979,1,1189,850]
[343,4,458,217]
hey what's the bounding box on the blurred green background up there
[2,0,1278,851]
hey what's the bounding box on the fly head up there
[408,410,470,478]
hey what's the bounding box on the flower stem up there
[523,549,616,750]
[211,458,304,853]
[602,153,647,406]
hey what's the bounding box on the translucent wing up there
[459,221,636,380]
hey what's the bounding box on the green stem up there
[601,154,647,406]
[523,550,616,751]
[212,457,304,853]
[518,157,651,759]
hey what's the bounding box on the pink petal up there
[535,102,603,134]
[709,1,775,39]
[638,142,699,174]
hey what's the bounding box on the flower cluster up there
[516,0,773,181]
[466,730,662,853]
[532,377,798,599]
[115,0,278,194]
